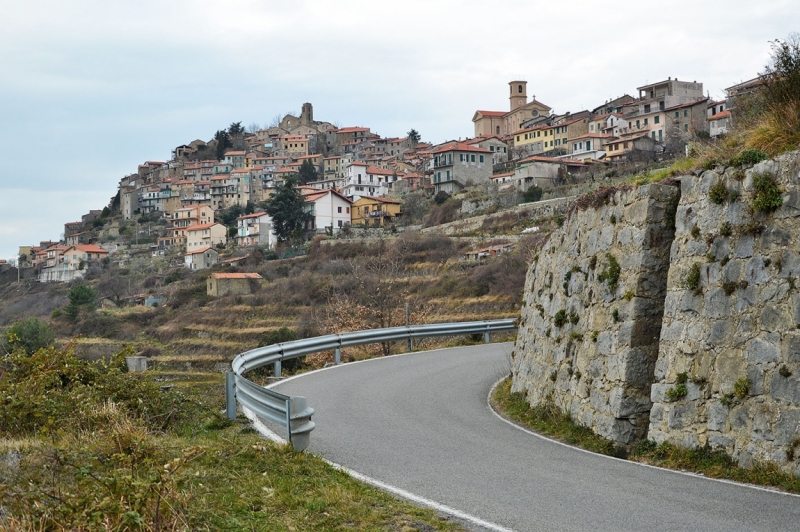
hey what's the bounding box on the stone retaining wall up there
[512,184,678,444]
[649,152,800,473]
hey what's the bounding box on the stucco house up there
[351,196,402,227]
[429,142,493,194]
[186,222,227,250]
[236,212,277,248]
[184,246,219,270]
[302,189,353,234]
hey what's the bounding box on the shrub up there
[730,149,769,167]
[751,171,783,213]
[522,186,543,203]
[433,190,450,205]
[734,376,751,398]
[709,180,728,204]
[720,221,732,236]
[666,384,688,402]
[2,318,55,355]
[685,263,702,293]
[597,253,621,293]
[553,309,567,328]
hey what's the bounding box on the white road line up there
[486,377,800,499]
[242,406,515,532]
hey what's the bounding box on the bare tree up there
[247,122,261,135]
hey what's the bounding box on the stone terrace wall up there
[512,184,679,444]
[421,196,574,236]
[649,152,800,473]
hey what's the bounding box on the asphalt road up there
[266,343,800,532]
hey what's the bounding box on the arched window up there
[518,85,523,93]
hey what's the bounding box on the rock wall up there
[649,152,800,473]
[512,184,679,444]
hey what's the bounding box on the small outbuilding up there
[207,272,262,297]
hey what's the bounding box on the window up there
[346,207,350,214]
[654,116,660,124]
[470,154,475,162]
[658,130,663,141]
[337,206,342,213]
[675,111,679,118]
[496,126,500,134]
[684,124,689,132]
[644,118,648,125]
[460,153,465,161]
[636,119,640,128]
[684,110,688,117]
[586,140,591,150]
[652,131,656,140]
[338,220,343,228]
[446,170,450,180]
[490,146,495,152]
[644,104,651,113]
[479,155,484,163]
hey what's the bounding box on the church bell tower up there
[509,81,527,111]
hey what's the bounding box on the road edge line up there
[486,376,800,499]
[242,406,515,532]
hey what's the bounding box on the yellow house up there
[351,196,402,227]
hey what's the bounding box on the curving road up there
[265,343,800,532]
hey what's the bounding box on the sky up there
[0,0,795,262]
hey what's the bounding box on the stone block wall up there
[648,152,800,473]
[512,184,679,444]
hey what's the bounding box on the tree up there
[2,318,55,355]
[65,284,98,321]
[264,174,312,243]
[298,159,318,184]
[407,129,421,145]
[228,121,245,136]
[246,122,261,135]
[214,130,232,159]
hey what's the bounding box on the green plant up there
[591,331,599,342]
[685,263,702,293]
[691,225,701,238]
[555,214,565,227]
[597,253,621,293]
[734,376,751,398]
[720,256,730,266]
[609,214,617,224]
[691,375,708,386]
[702,158,719,171]
[721,393,736,407]
[553,309,567,327]
[722,281,738,296]
[779,365,793,378]
[65,283,98,320]
[666,384,688,402]
[574,370,582,380]
[720,221,732,236]
[522,185,543,203]
[568,312,579,325]
[727,189,741,202]
[740,219,765,236]
[705,253,716,263]
[612,308,620,323]
[569,332,583,341]
[751,171,783,213]
[676,372,688,385]
[764,257,772,267]
[623,290,635,301]
[709,180,728,204]
[731,148,769,167]
[2,318,55,355]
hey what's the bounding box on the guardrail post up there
[225,372,236,419]
[334,347,341,364]
[274,360,281,378]
[484,331,490,344]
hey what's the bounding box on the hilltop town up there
[10,75,746,284]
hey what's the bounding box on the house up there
[466,136,509,164]
[186,222,227,250]
[708,110,731,138]
[207,272,262,297]
[429,142,493,194]
[351,196,402,227]
[184,246,219,270]
[56,244,109,272]
[303,189,353,234]
[463,243,514,261]
[604,132,657,161]
[568,133,612,161]
[236,212,277,248]
[222,150,246,169]
[163,205,216,247]
[472,81,552,137]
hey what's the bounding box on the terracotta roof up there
[708,110,731,121]
[432,142,492,154]
[237,212,270,220]
[224,150,245,156]
[185,246,214,256]
[211,272,262,279]
[491,172,515,178]
[336,127,370,133]
[185,223,221,231]
[665,97,709,112]
[68,244,108,254]
[569,133,613,140]
[366,166,395,175]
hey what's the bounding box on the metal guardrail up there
[226,319,518,451]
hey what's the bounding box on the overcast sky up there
[0,1,794,261]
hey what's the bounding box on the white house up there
[302,189,353,234]
[236,212,277,248]
[341,161,396,201]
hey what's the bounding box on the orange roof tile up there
[211,272,262,279]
